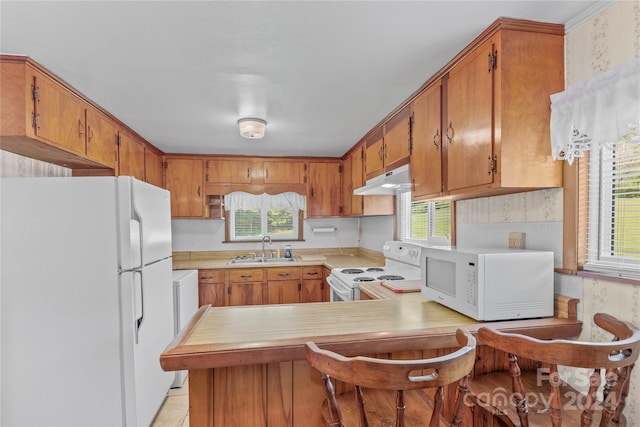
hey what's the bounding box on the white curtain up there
[550,57,640,164]
[224,191,306,212]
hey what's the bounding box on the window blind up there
[586,139,640,279]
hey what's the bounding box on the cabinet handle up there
[246,168,250,179]
[240,275,252,279]
[87,125,94,142]
[78,119,84,137]
[433,129,440,151]
[311,188,314,198]
[383,144,387,159]
[446,122,454,143]
[278,273,290,277]
[202,276,213,280]
[197,186,201,197]
[306,272,319,276]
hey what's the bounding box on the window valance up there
[224,191,306,212]
[550,57,640,165]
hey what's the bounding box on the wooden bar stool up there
[304,329,476,427]
[468,313,640,426]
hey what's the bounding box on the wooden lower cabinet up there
[198,270,227,307]
[199,266,328,307]
[300,266,324,303]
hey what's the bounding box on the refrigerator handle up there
[133,270,144,344]
[131,190,144,269]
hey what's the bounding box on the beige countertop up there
[160,298,583,371]
[172,247,385,270]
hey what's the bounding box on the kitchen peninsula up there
[160,294,582,426]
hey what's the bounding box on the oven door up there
[326,275,356,302]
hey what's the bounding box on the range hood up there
[353,164,411,196]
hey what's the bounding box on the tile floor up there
[151,377,190,427]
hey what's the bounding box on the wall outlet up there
[508,232,526,249]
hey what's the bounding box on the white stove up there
[327,241,423,301]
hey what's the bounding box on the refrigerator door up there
[121,258,175,426]
[1,177,125,426]
[118,177,172,270]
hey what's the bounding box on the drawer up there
[198,269,225,284]
[267,267,301,281]
[229,268,265,283]
[302,266,323,280]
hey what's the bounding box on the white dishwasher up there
[171,269,199,388]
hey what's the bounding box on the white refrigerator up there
[1,176,174,426]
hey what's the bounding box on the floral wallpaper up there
[566,1,640,423]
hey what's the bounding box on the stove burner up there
[353,277,375,282]
[377,275,405,281]
[341,268,365,274]
[366,267,384,272]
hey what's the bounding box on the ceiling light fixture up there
[238,118,267,139]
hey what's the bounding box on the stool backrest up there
[305,328,476,427]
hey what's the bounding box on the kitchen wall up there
[171,217,362,253]
[563,1,640,422]
[0,150,71,177]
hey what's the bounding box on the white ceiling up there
[1,1,600,158]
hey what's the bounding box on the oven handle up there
[326,275,350,293]
[326,275,353,301]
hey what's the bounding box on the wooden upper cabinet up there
[118,129,146,181]
[85,105,119,169]
[349,143,395,217]
[165,157,204,218]
[446,36,495,193]
[0,56,164,173]
[383,105,412,168]
[364,129,384,179]
[341,155,353,217]
[144,149,164,188]
[31,69,87,158]
[263,160,306,184]
[411,81,442,200]
[443,24,564,197]
[307,161,342,217]
[206,159,252,184]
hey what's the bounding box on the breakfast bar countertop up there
[160,296,583,372]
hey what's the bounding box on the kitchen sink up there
[228,257,297,264]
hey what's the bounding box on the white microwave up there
[421,246,554,321]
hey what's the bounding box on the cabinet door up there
[145,149,164,188]
[118,130,146,180]
[85,106,118,169]
[350,145,364,216]
[301,266,324,303]
[229,282,263,306]
[411,81,442,199]
[364,135,384,178]
[308,161,342,217]
[383,107,411,166]
[267,280,300,304]
[199,283,227,307]
[300,279,323,303]
[32,70,86,156]
[199,269,227,307]
[446,37,496,192]
[165,158,204,218]
[206,159,252,184]
[264,161,306,184]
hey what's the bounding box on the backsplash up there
[0,150,71,177]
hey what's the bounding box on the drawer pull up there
[201,276,213,280]
[240,275,252,279]
[306,272,319,276]
[278,273,290,277]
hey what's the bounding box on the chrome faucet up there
[261,235,272,259]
